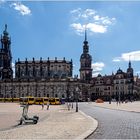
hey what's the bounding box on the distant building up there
[90,63,134,101]
[133,76,140,100]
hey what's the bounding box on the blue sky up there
[0,1,140,77]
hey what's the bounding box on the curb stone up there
[93,105,140,114]
[75,110,98,140]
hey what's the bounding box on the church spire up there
[80,26,92,82]
[128,55,131,68]
[129,60,131,68]
[3,24,9,36]
[85,27,87,42]
[5,24,7,31]
[83,26,89,54]
[84,25,88,45]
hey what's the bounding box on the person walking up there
[42,103,44,110]
[47,101,50,110]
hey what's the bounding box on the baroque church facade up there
[0,25,139,101]
[0,25,91,101]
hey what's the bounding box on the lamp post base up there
[76,103,78,112]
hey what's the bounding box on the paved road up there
[79,103,140,139]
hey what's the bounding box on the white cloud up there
[71,22,107,34]
[136,71,140,74]
[96,16,115,25]
[113,50,140,62]
[70,8,96,19]
[70,8,116,35]
[92,72,100,77]
[11,2,31,16]
[87,62,105,77]
[87,23,107,33]
[112,58,121,62]
[81,9,96,18]
[92,62,105,72]
[94,15,100,21]
[70,8,81,14]
[70,23,84,35]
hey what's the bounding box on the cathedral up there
[0,24,91,101]
[0,24,139,101]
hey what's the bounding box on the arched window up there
[13,94,16,98]
[28,69,33,77]
[62,94,65,98]
[43,93,46,97]
[21,71,25,77]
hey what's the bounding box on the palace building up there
[0,25,91,101]
[0,24,139,101]
[90,63,135,101]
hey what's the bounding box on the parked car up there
[95,98,104,103]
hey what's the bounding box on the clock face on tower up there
[86,71,89,74]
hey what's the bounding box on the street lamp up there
[71,95,73,109]
[35,79,38,97]
[11,79,13,101]
[119,92,120,104]
[66,88,70,111]
[75,87,79,112]
[51,86,54,97]
[44,83,45,97]
[109,93,111,104]
[4,79,6,99]
[27,79,29,96]
[18,79,21,97]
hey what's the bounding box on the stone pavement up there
[80,103,140,139]
[91,101,140,113]
[0,103,97,139]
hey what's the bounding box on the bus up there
[20,97,34,105]
[0,98,4,102]
[43,97,49,105]
[4,98,13,102]
[34,97,44,105]
[49,97,61,105]
[49,97,56,105]
[55,98,61,105]
[12,98,20,102]
[34,97,49,105]
[0,98,20,103]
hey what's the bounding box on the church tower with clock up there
[79,29,92,82]
[0,24,13,80]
